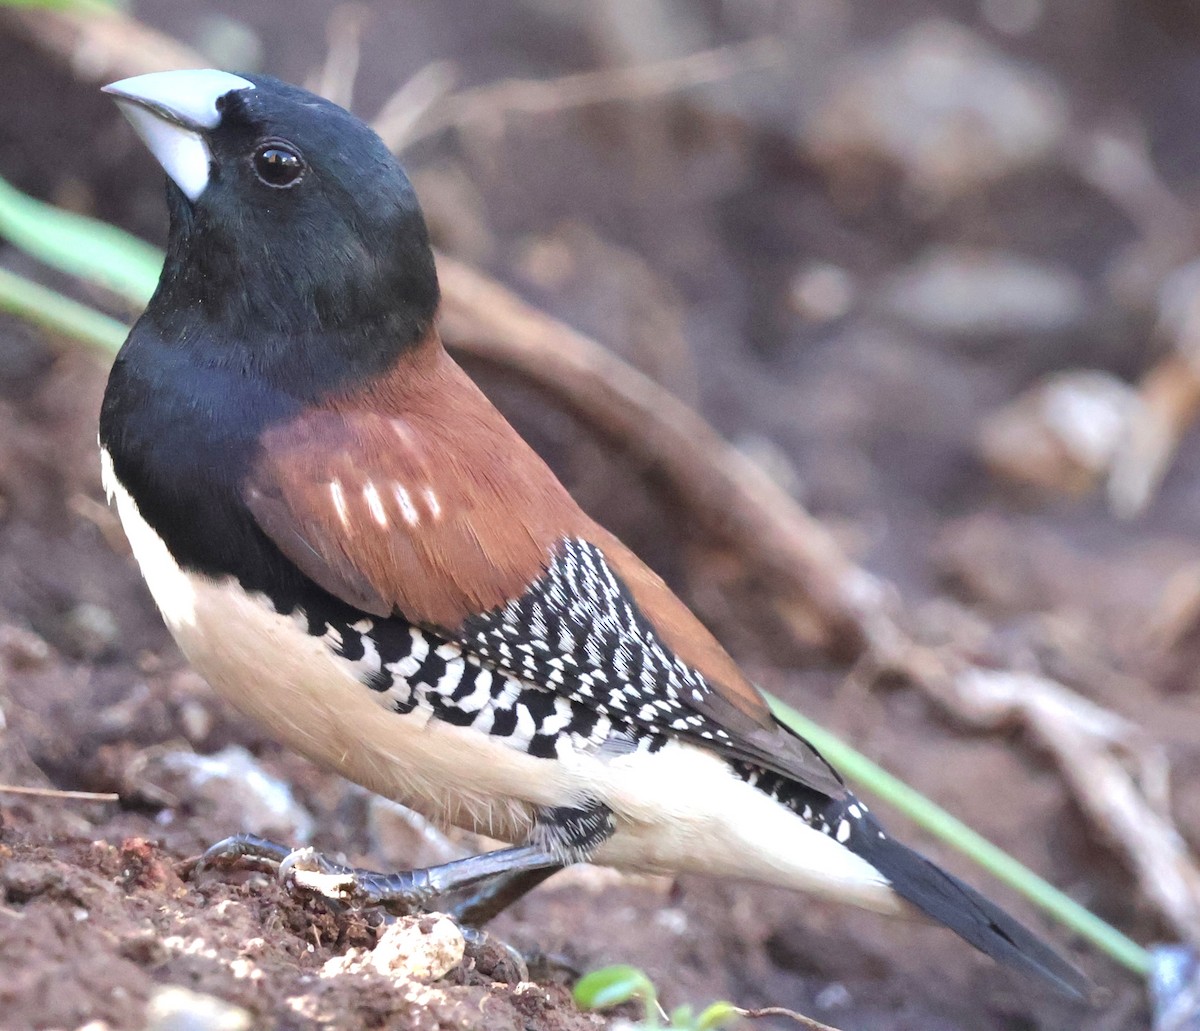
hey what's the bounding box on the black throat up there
[99,187,437,614]
[148,178,438,390]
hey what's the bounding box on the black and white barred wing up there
[448,537,847,798]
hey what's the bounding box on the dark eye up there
[252,142,304,188]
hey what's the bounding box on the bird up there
[98,68,1089,1000]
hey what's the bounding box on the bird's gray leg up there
[440,864,564,925]
[276,842,562,916]
[192,803,609,923]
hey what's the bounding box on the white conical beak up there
[103,70,256,201]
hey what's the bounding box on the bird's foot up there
[278,846,440,914]
[189,833,563,925]
[189,833,565,984]
[190,834,440,915]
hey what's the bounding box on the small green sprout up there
[573,965,739,1029]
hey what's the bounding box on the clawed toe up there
[278,847,370,904]
[457,930,578,986]
[460,926,530,984]
[190,832,294,877]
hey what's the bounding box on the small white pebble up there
[816,982,852,1010]
[790,263,855,323]
[144,986,252,1031]
[654,908,689,935]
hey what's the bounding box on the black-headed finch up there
[98,69,1089,1000]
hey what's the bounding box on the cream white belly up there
[102,449,899,913]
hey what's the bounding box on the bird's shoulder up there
[244,337,589,623]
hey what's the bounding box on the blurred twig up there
[978,123,1200,516]
[739,1005,847,1030]
[1108,354,1200,518]
[307,2,367,110]
[1067,124,1197,260]
[374,36,785,153]
[370,61,459,154]
[946,669,1199,948]
[1060,123,1200,517]
[1,2,204,81]
[0,784,118,802]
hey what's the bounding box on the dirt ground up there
[3,1,1199,1029]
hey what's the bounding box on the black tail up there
[849,816,1092,999]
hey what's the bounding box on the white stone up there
[321,915,465,984]
[882,246,1085,337]
[811,19,1067,196]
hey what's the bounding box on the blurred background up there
[2,1,1199,1029]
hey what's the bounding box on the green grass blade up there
[768,693,1151,976]
[0,176,161,307]
[0,1,122,16]
[0,267,128,352]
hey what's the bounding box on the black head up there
[105,70,438,367]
